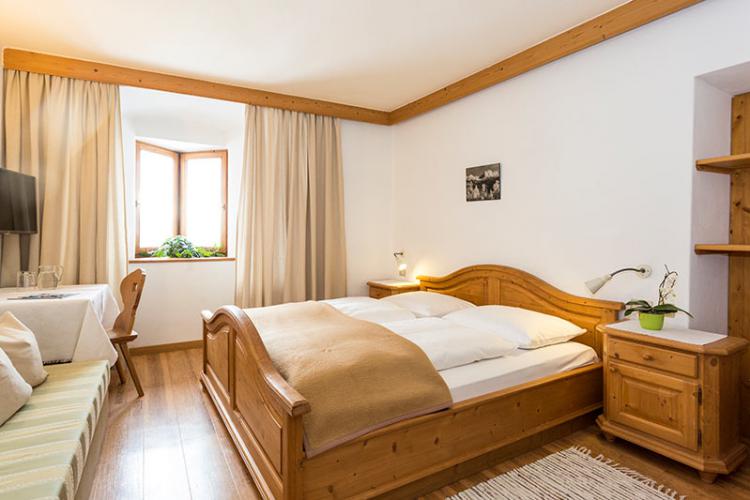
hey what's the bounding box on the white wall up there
[340,121,395,295]
[689,78,731,333]
[128,260,236,347]
[389,0,750,330]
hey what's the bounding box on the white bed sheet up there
[440,342,598,402]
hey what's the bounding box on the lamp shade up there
[585,274,612,294]
[397,262,407,277]
[394,251,407,278]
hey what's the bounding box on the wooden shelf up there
[695,244,750,255]
[696,153,750,173]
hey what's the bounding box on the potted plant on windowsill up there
[624,266,692,330]
[136,235,226,259]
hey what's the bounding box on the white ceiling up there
[135,136,222,153]
[700,60,750,96]
[120,86,244,135]
[120,86,245,146]
[0,0,627,110]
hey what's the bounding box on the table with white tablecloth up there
[0,284,119,366]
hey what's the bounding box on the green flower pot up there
[639,312,665,331]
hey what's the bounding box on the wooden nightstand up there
[366,279,420,299]
[597,321,748,483]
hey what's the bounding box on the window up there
[135,141,227,256]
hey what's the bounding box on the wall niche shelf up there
[694,244,750,255]
[694,91,750,440]
[696,153,750,173]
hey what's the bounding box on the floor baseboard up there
[129,340,202,356]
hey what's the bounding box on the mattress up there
[439,342,598,402]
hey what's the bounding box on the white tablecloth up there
[0,284,119,366]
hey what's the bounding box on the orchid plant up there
[624,266,693,318]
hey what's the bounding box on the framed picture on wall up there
[466,163,501,202]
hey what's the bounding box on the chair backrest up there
[112,268,146,336]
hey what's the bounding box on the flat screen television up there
[0,169,38,234]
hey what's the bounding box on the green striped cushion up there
[0,361,109,500]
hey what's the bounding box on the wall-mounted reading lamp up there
[585,265,652,294]
[393,252,407,278]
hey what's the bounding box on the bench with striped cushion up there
[0,361,109,500]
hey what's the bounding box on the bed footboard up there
[201,306,310,499]
[303,362,602,499]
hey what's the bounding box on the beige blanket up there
[245,301,452,457]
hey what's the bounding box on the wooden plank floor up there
[90,348,260,500]
[90,348,750,499]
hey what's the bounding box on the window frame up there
[135,141,179,255]
[134,141,228,257]
[179,149,228,255]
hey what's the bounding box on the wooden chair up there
[109,268,146,397]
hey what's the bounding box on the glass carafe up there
[37,265,64,290]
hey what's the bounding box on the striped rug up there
[449,447,683,500]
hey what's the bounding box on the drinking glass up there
[16,271,37,288]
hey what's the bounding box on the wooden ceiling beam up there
[388,0,704,124]
[2,48,391,125]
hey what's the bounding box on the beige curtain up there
[236,105,347,307]
[1,69,128,293]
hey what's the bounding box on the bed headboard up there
[417,265,623,355]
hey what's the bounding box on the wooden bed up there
[201,264,622,499]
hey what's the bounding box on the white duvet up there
[382,317,516,370]
[322,296,594,398]
[324,297,517,370]
[322,296,416,323]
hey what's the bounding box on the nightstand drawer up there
[369,287,392,299]
[367,280,420,299]
[607,361,699,451]
[609,338,698,378]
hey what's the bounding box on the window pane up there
[138,148,176,248]
[183,155,223,248]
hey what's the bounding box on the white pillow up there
[322,297,417,324]
[381,291,475,318]
[383,317,517,370]
[0,347,32,425]
[0,311,48,386]
[444,305,586,349]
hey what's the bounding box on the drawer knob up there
[609,366,618,373]
[642,354,654,361]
